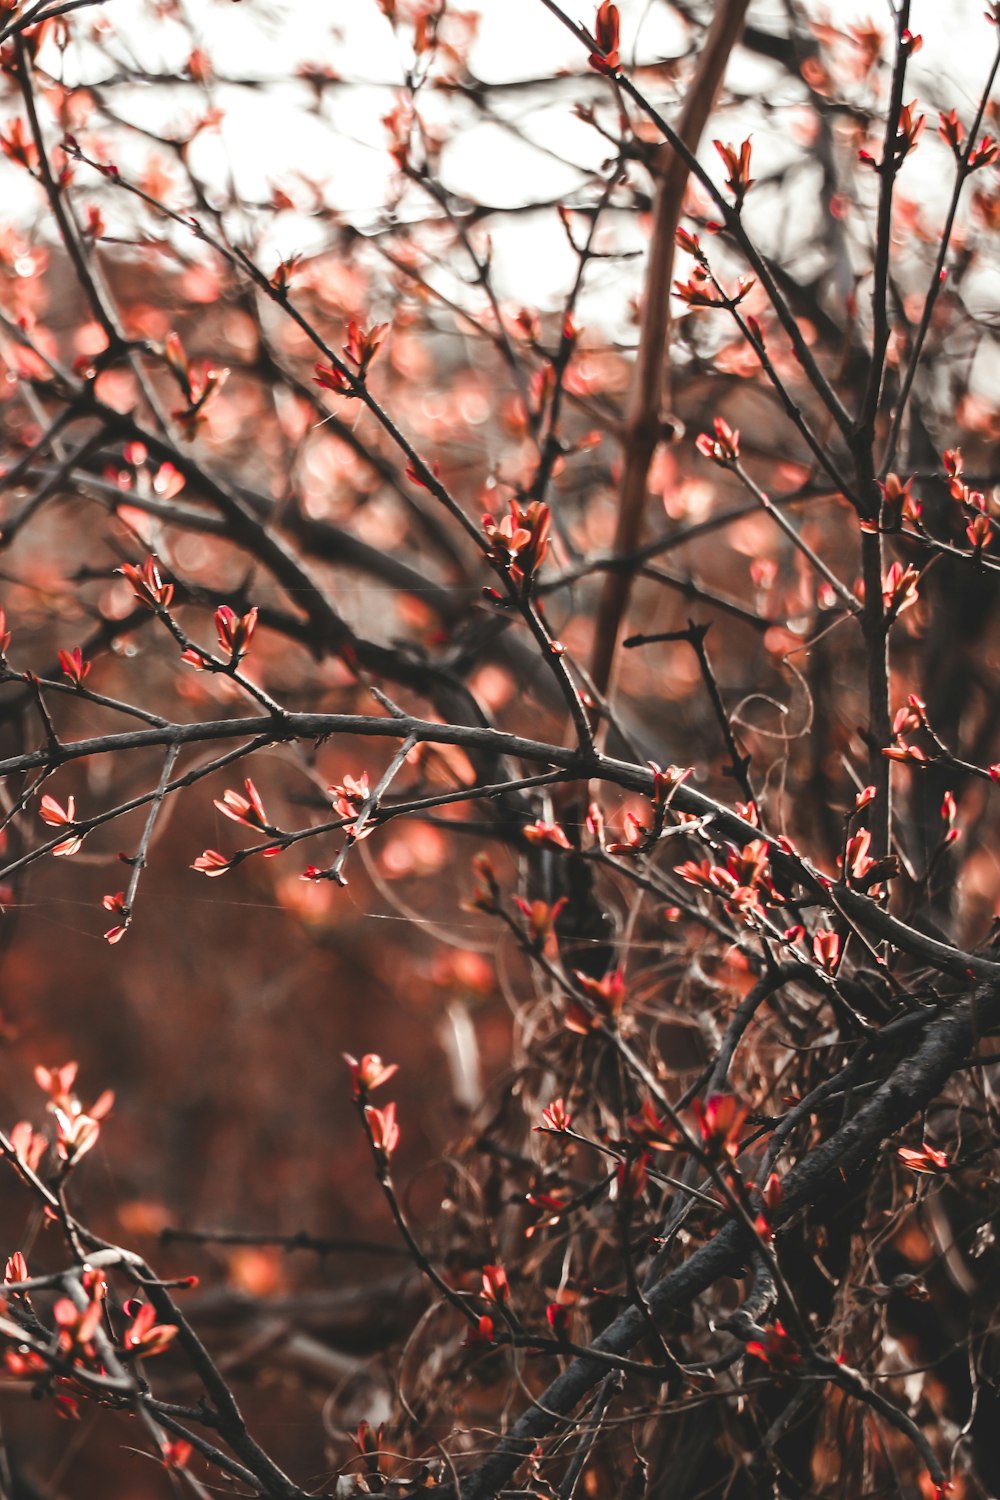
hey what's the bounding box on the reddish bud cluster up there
[365,1101,400,1159]
[191,849,232,877]
[522,818,571,850]
[35,1061,114,1166]
[163,332,229,434]
[38,794,84,857]
[674,266,755,311]
[214,778,271,832]
[696,417,740,466]
[877,472,920,529]
[537,1097,572,1133]
[101,890,130,945]
[57,647,91,686]
[215,605,258,662]
[343,320,389,375]
[314,322,388,396]
[844,826,877,885]
[482,500,552,589]
[676,839,776,919]
[565,968,626,1035]
[329,773,370,818]
[691,1093,747,1159]
[895,102,926,163]
[714,138,754,201]
[119,556,174,612]
[343,1052,398,1099]
[898,1142,950,1174]
[627,1098,680,1152]
[884,694,932,766]
[812,928,841,973]
[745,1319,802,1374]
[514,895,567,949]
[0,118,39,172]
[587,2,620,73]
[123,1300,179,1358]
[882,560,920,620]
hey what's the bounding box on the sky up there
[4,0,997,317]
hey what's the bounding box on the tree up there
[1,0,1000,1494]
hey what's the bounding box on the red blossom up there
[0,118,39,172]
[713,137,754,201]
[4,1251,28,1286]
[537,1097,572,1132]
[54,1281,105,1356]
[627,1098,679,1152]
[675,857,716,890]
[844,828,876,883]
[119,556,174,611]
[191,849,232,877]
[57,647,91,686]
[894,102,925,162]
[483,500,552,586]
[882,560,920,619]
[162,331,229,430]
[514,895,567,947]
[812,928,841,973]
[38,794,84,857]
[52,1093,112,1164]
[697,416,741,465]
[465,851,501,913]
[673,272,721,309]
[465,1313,495,1346]
[481,1263,510,1304]
[101,890,130,945]
[343,320,389,376]
[313,361,354,396]
[269,254,301,294]
[328,773,370,817]
[607,808,646,854]
[878,472,920,527]
[4,1347,48,1380]
[898,1143,950,1174]
[969,135,999,170]
[161,1440,193,1470]
[675,838,774,919]
[34,1062,75,1110]
[123,1301,179,1357]
[215,604,258,661]
[966,510,992,553]
[353,1420,385,1481]
[525,1188,571,1235]
[691,1094,747,1159]
[546,1301,572,1339]
[938,109,964,154]
[343,1052,398,1098]
[522,819,572,850]
[213,778,271,832]
[365,1101,400,1159]
[745,1319,802,1374]
[587,1,620,72]
[675,225,705,259]
[565,968,625,1034]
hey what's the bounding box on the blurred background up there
[1,0,999,1492]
